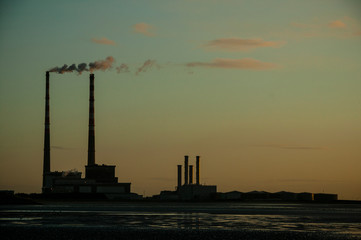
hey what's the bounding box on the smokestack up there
[177,165,182,190]
[87,74,95,166]
[189,165,193,184]
[184,155,188,185]
[196,156,200,185]
[42,71,51,191]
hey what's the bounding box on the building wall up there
[296,192,314,201]
[79,186,92,193]
[314,193,338,201]
[220,191,242,200]
[178,185,217,200]
[85,165,117,183]
[96,186,126,193]
[52,185,74,193]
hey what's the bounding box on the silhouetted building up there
[42,73,138,199]
[178,184,216,200]
[218,191,243,200]
[85,165,117,183]
[0,190,15,197]
[152,155,216,201]
[314,193,338,202]
[271,191,297,201]
[243,191,270,200]
[157,191,179,201]
[296,192,314,201]
[176,155,216,200]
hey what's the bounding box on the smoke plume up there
[77,63,88,73]
[49,57,163,76]
[136,59,158,75]
[116,63,130,73]
[49,56,115,74]
[89,56,115,72]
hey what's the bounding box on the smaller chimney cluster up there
[177,155,201,189]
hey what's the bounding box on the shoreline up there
[2,193,361,205]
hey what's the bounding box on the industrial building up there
[217,191,338,202]
[40,71,339,202]
[42,72,140,199]
[314,193,338,201]
[156,156,217,200]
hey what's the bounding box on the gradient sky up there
[0,0,360,199]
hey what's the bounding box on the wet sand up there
[1,226,358,240]
[1,203,360,239]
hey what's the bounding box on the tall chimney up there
[87,74,95,166]
[177,165,182,190]
[184,155,188,185]
[196,156,200,185]
[189,165,193,184]
[42,71,51,191]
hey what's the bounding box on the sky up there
[0,0,360,200]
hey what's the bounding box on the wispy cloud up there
[328,20,347,29]
[289,17,361,39]
[253,144,326,150]
[132,23,155,37]
[186,58,278,70]
[203,38,285,51]
[91,37,116,45]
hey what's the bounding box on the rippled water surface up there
[1,203,360,236]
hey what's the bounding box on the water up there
[1,203,361,239]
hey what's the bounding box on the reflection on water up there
[1,203,361,236]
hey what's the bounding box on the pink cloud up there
[328,20,347,28]
[186,58,278,70]
[204,38,285,51]
[91,37,116,45]
[289,18,361,39]
[132,23,155,37]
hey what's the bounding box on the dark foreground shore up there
[2,202,360,239]
[1,226,359,240]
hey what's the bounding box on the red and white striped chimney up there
[42,71,51,192]
[87,74,95,166]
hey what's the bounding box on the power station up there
[40,71,337,202]
[42,72,139,199]
[156,155,217,200]
[177,155,217,200]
